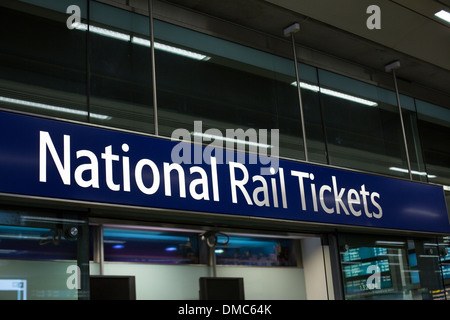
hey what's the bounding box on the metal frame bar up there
[386,61,412,180]
[284,23,309,162]
[96,224,105,276]
[148,0,159,136]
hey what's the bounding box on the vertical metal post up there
[99,224,105,276]
[86,0,91,123]
[210,245,217,278]
[326,234,345,300]
[285,23,308,162]
[148,0,159,136]
[77,221,90,300]
[204,232,217,277]
[386,61,412,180]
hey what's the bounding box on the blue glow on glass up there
[165,247,177,252]
[103,228,189,242]
[112,244,124,249]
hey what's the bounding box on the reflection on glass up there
[0,279,27,300]
[441,248,450,279]
[338,234,445,300]
[103,228,200,264]
[416,100,450,187]
[0,225,78,260]
[0,213,86,300]
[88,1,154,133]
[215,235,297,267]
[438,236,450,299]
[0,1,87,121]
[154,20,326,163]
[292,81,378,107]
[317,69,421,178]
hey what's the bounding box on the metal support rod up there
[85,0,91,123]
[99,224,105,276]
[210,245,217,278]
[77,222,90,300]
[392,68,413,180]
[290,32,309,162]
[148,0,159,136]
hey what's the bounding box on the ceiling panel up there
[264,0,450,70]
[162,0,449,105]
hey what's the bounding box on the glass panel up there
[416,100,450,187]
[154,20,326,163]
[401,107,428,183]
[338,233,444,300]
[438,235,450,299]
[0,1,87,121]
[215,234,298,266]
[103,228,200,264]
[87,1,154,133]
[0,208,89,300]
[317,69,425,179]
[0,226,77,260]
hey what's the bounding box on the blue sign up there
[0,110,449,233]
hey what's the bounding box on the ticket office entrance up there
[0,203,332,300]
[88,220,449,300]
[0,204,448,300]
[88,217,331,300]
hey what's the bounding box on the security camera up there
[64,226,79,240]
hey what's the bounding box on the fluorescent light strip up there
[132,36,210,61]
[389,166,437,179]
[72,22,87,31]
[71,24,210,61]
[73,22,130,41]
[320,88,378,106]
[131,36,150,47]
[375,240,405,246]
[192,132,272,149]
[0,96,111,120]
[299,82,320,92]
[154,42,210,61]
[435,10,450,23]
[292,81,378,107]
